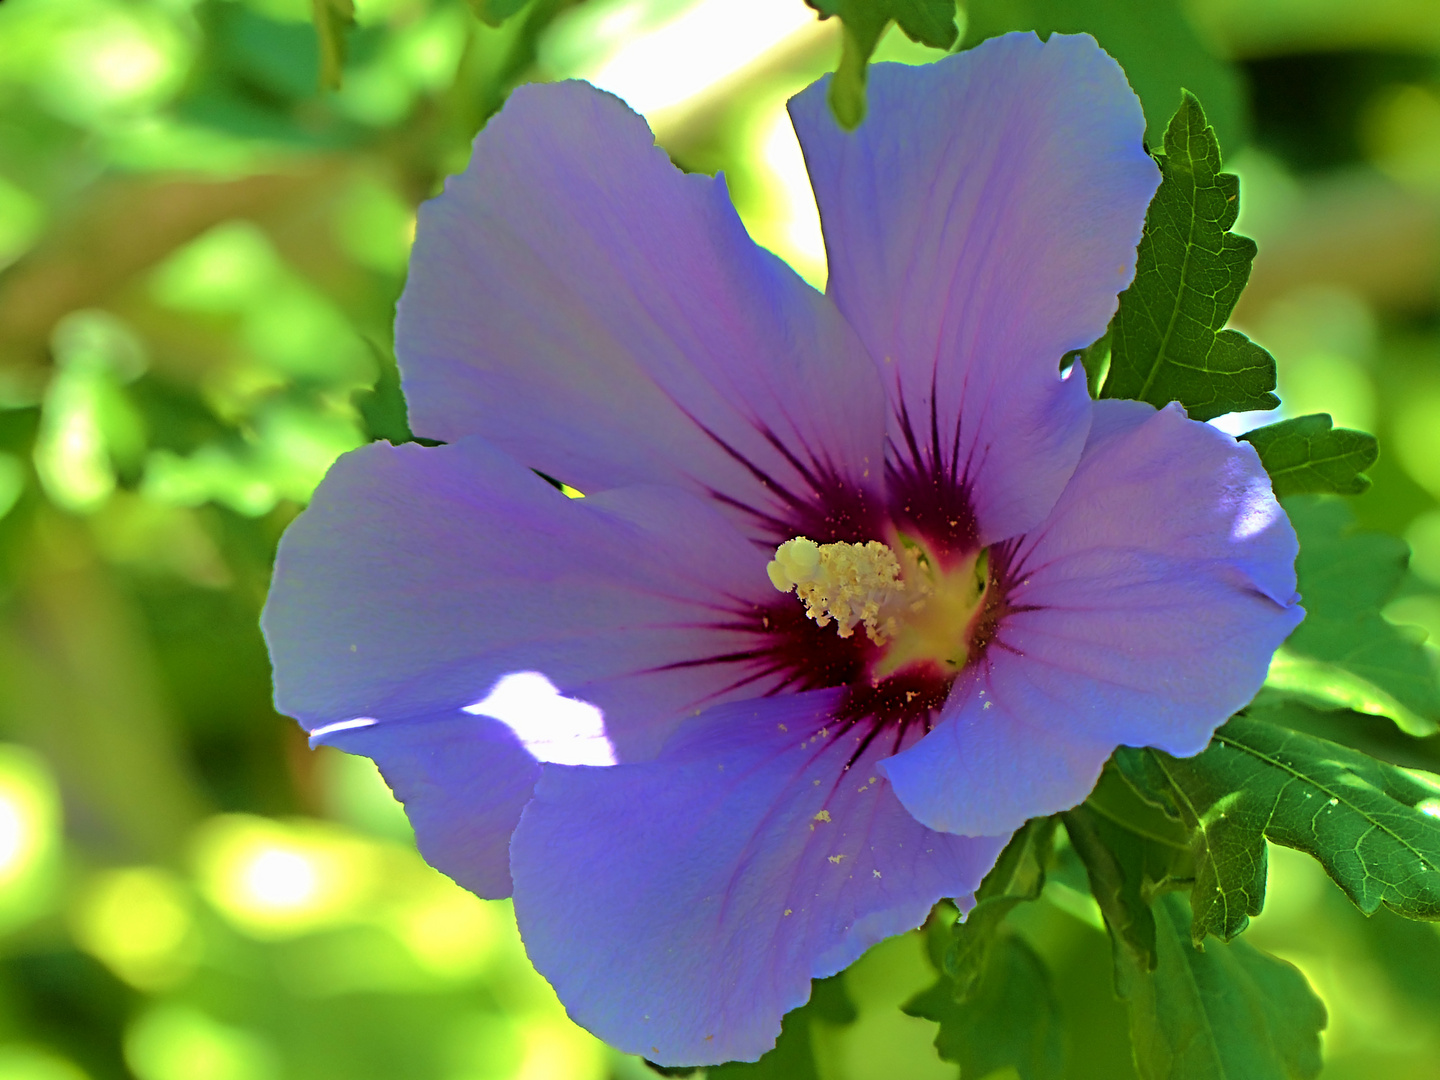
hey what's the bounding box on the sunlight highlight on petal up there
[466,672,616,767]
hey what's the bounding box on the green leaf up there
[466,0,530,27]
[1100,93,1279,421]
[1133,714,1440,938]
[1279,496,1440,736]
[961,0,1247,152]
[310,0,355,91]
[1116,746,1269,944]
[907,935,1064,1080]
[942,817,1055,999]
[704,975,855,1080]
[1063,770,1193,975]
[1122,893,1326,1080]
[805,0,959,128]
[1240,414,1378,497]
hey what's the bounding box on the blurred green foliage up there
[1,0,1440,1077]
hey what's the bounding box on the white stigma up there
[767,537,925,644]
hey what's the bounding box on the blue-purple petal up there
[883,401,1303,836]
[509,690,1006,1065]
[789,33,1160,544]
[262,436,781,764]
[397,80,885,542]
[316,710,539,898]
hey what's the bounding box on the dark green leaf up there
[310,0,354,90]
[1063,771,1193,975]
[1140,714,1440,936]
[1278,497,1440,736]
[1122,893,1325,1080]
[466,0,530,27]
[805,0,959,128]
[942,817,1055,999]
[962,0,1247,151]
[906,935,1064,1080]
[706,975,855,1079]
[353,350,416,446]
[1100,93,1278,420]
[1241,414,1378,497]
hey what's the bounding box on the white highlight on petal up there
[465,672,617,767]
[308,717,378,744]
[1229,465,1283,541]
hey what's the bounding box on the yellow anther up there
[768,535,990,675]
[767,537,910,642]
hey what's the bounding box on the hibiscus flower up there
[262,31,1302,1067]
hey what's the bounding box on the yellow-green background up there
[0,0,1438,1077]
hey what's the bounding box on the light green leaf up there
[905,935,1064,1080]
[466,0,530,27]
[1122,893,1325,1080]
[1241,414,1378,497]
[805,0,959,128]
[1282,496,1440,736]
[1100,93,1279,420]
[311,0,355,91]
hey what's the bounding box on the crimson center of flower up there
[766,535,990,681]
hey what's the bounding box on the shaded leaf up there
[906,935,1064,1080]
[962,0,1246,151]
[1063,771,1193,975]
[1122,893,1325,1080]
[310,0,355,91]
[1130,714,1440,941]
[805,0,959,128]
[1281,496,1440,736]
[942,817,1055,999]
[1100,92,1278,420]
[1241,414,1378,497]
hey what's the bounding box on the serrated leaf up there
[1100,92,1278,420]
[310,0,355,90]
[1121,746,1269,944]
[1280,496,1440,736]
[805,0,959,128]
[941,817,1055,999]
[1240,414,1378,497]
[906,935,1064,1080]
[961,0,1246,151]
[1144,714,1440,937]
[466,0,530,27]
[1122,893,1325,1080]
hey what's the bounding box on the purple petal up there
[315,711,539,898]
[262,436,779,763]
[397,80,885,542]
[882,401,1303,836]
[509,690,1007,1065]
[789,33,1160,543]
